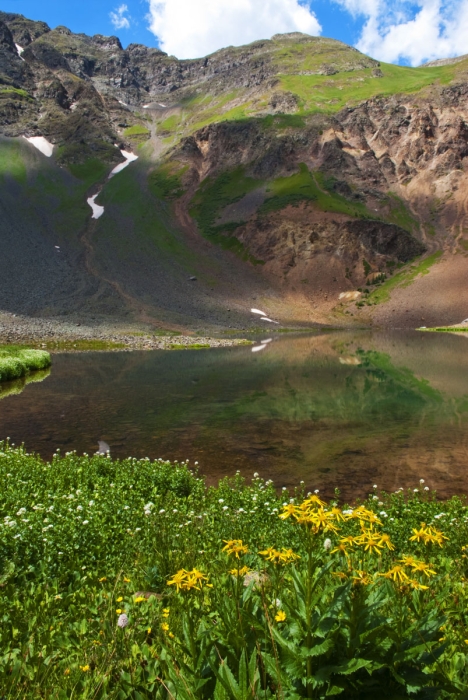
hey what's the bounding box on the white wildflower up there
[117,613,129,629]
[324,538,332,551]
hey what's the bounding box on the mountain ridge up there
[1,12,468,332]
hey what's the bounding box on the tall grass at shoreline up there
[1,442,468,697]
[0,346,51,382]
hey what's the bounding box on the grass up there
[123,125,151,138]
[0,86,33,100]
[68,158,108,188]
[39,340,126,351]
[189,167,265,263]
[366,251,443,305]
[419,327,468,332]
[169,343,211,350]
[259,164,374,218]
[1,442,468,696]
[279,61,459,115]
[384,192,420,234]
[0,346,51,382]
[148,163,187,200]
[0,139,27,184]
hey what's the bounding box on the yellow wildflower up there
[279,503,300,519]
[98,577,107,582]
[161,622,169,632]
[330,506,347,522]
[124,577,131,583]
[147,627,152,634]
[230,565,251,577]
[167,569,189,592]
[358,532,384,555]
[380,566,411,584]
[169,632,175,638]
[330,543,349,556]
[64,669,70,676]
[409,523,448,547]
[80,665,90,672]
[259,547,300,565]
[301,494,327,509]
[409,524,428,543]
[167,568,209,592]
[352,570,372,585]
[162,608,170,617]
[399,555,418,567]
[275,610,287,622]
[409,579,429,591]
[350,507,382,526]
[222,539,249,558]
[134,596,146,603]
[409,561,436,577]
[116,609,122,614]
[377,533,395,551]
[332,571,348,580]
[116,596,123,602]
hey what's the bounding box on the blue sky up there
[1,0,467,66]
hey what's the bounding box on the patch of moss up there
[366,251,442,304]
[123,124,150,138]
[68,159,107,188]
[259,164,373,218]
[190,167,265,264]
[0,86,33,100]
[149,163,187,200]
[41,340,126,351]
[170,343,211,350]
[0,140,27,184]
[384,192,420,234]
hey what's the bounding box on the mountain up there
[1,11,468,330]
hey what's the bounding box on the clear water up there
[1,330,468,501]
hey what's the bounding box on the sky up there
[1,0,467,66]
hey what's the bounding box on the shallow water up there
[1,330,468,500]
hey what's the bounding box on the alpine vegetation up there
[1,442,468,697]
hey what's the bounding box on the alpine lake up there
[1,329,468,502]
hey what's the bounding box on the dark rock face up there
[343,220,425,262]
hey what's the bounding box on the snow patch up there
[87,194,104,220]
[252,344,267,353]
[23,136,54,157]
[261,317,279,324]
[15,44,25,60]
[251,308,267,316]
[109,150,139,177]
[119,100,128,106]
[260,339,272,344]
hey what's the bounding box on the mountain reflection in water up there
[1,330,468,501]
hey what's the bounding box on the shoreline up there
[0,312,251,351]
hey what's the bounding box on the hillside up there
[1,12,468,331]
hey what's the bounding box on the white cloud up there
[146,0,321,59]
[335,0,468,65]
[110,4,131,30]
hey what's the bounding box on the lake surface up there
[1,330,468,500]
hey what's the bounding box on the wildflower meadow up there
[1,439,468,698]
